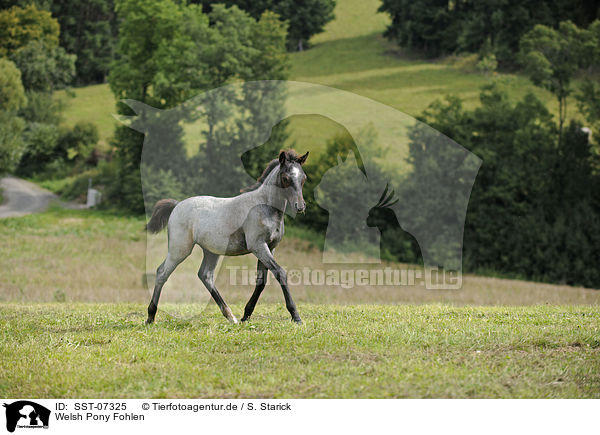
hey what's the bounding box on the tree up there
[0,4,76,92]
[0,4,59,57]
[269,0,335,51]
[379,0,599,64]
[190,0,335,50]
[520,21,587,141]
[575,20,600,147]
[108,0,289,212]
[378,0,462,56]
[51,0,118,84]
[10,40,76,92]
[406,83,600,287]
[0,113,26,174]
[0,59,27,113]
[0,59,27,174]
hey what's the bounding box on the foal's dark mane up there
[241,150,301,193]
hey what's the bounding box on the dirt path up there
[0,176,74,218]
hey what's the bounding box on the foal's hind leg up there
[146,236,193,324]
[198,249,238,324]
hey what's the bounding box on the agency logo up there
[123,80,481,319]
[3,401,50,433]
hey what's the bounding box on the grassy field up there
[54,0,575,155]
[1,208,600,397]
[1,303,598,398]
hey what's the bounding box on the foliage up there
[17,122,61,176]
[19,91,63,125]
[0,4,59,57]
[17,121,99,177]
[54,0,574,151]
[519,20,589,136]
[378,0,460,57]
[573,20,600,147]
[577,80,600,142]
[378,0,599,64]
[409,84,600,287]
[269,0,335,50]
[57,121,99,164]
[50,0,117,84]
[108,0,289,212]
[0,58,27,112]
[191,0,335,50]
[0,59,27,174]
[0,113,26,174]
[139,165,185,207]
[476,53,497,75]
[0,4,76,173]
[10,40,76,92]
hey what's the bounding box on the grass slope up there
[289,0,569,119]
[55,0,576,154]
[55,84,118,150]
[1,303,598,398]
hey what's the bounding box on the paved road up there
[0,176,63,218]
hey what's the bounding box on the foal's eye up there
[281,175,291,187]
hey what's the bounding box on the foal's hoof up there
[292,318,303,325]
[145,317,154,325]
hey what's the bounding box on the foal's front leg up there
[241,260,267,322]
[252,243,302,324]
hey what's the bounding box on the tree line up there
[0,0,335,85]
[0,4,97,177]
[0,0,334,195]
[378,0,599,66]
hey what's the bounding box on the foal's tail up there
[146,199,178,233]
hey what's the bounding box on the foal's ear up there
[298,151,309,165]
[279,151,287,166]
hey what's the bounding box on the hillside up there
[55,0,572,153]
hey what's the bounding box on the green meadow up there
[1,207,599,398]
[1,302,598,398]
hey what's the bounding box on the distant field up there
[54,0,577,157]
[2,208,600,306]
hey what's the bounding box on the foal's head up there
[278,150,309,213]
